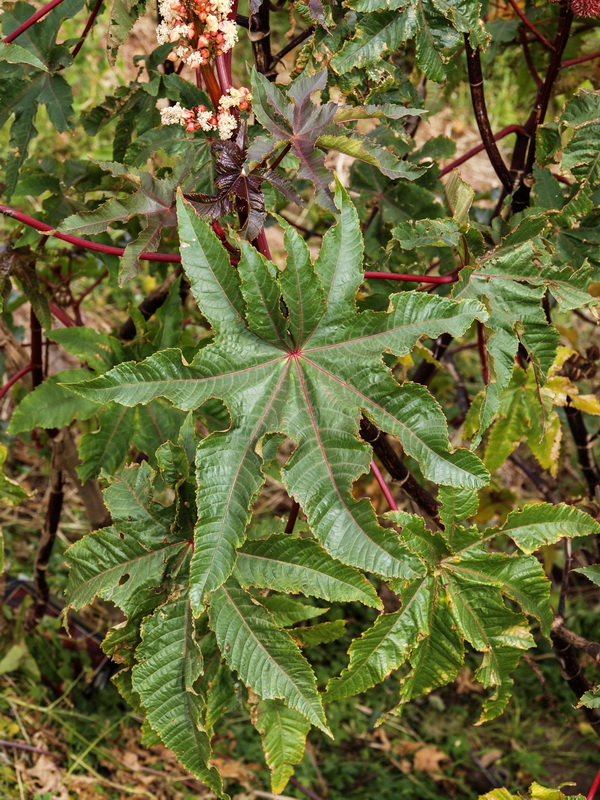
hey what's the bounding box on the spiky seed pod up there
[570,0,600,16]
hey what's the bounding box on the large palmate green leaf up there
[67,184,488,612]
[324,497,589,720]
[483,367,561,475]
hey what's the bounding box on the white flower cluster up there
[159,87,251,140]
[156,0,238,67]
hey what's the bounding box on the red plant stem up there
[477,321,489,385]
[285,501,300,533]
[588,768,600,800]
[507,0,554,51]
[215,55,232,92]
[255,228,272,260]
[370,460,398,511]
[2,0,66,42]
[0,364,34,401]
[289,777,321,800]
[71,0,104,59]
[1,204,462,284]
[0,204,182,263]
[211,221,238,255]
[49,303,76,327]
[440,125,527,176]
[200,63,223,107]
[270,143,292,171]
[364,271,456,284]
[561,50,600,68]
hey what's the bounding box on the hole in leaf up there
[118,573,131,586]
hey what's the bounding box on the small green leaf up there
[209,581,330,734]
[254,699,311,793]
[132,596,225,796]
[499,503,600,554]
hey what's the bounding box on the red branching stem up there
[71,0,104,59]
[440,125,528,177]
[561,50,600,68]
[200,63,223,107]
[588,768,600,800]
[0,204,181,263]
[2,0,66,42]
[370,460,398,511]
[507,0,555,51]
[364,271,457,284]
[211,221,238,256]
[255,229,272,260]
[285,501,300,533]
[477,321,489,385]
[49,303,76,327]
[215,55,232,92]
[0,364,34,401]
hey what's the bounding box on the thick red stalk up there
[215,55,232,92]
[370,461,398,511]
[285,502,300,533]
[30,308,44,387]
[254,228,272,259]
[2,0,66,43]
[440,125,527,177]
[200,63,223,107]
[464,40,515,192]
